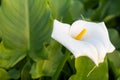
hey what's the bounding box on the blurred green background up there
[0,0,120,80]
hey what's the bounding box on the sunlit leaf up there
[0,43,26,68]
[0,68,10,80]
[0,0,52,68]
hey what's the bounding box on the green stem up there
[52,50,70,80]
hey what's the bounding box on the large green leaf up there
[69,56,108,80]
[0,0,52,68]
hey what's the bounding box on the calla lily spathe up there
[51,19,115,66]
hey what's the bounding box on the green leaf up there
[8,69,20,79]
[105,0,120,16]
[69,56,108,80]
[30,40,64,79]
[104,15,120,28]
[107,50,120,79]
[91,0,110,21]
[108,29,120,48]
[91,0,120,21]
[0,68,10,80]
[0,43,26,68]
[83,0,99,10]
[62,0,93,24]
[0,0,52,68]
[21,60,32,80]
[108,29,119,43]
[0,0,52,50]
[47,0,72,19]
[69,0,84,20]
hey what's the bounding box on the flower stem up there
[52,50,70,80]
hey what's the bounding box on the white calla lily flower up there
[51,19,115,66]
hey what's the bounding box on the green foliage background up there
[0,0,120,80]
